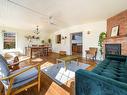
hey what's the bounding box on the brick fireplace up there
[104,10,127,56]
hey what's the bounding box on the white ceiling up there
[0,0,127,32]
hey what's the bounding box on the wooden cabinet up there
[72,44,82,53]
[72,44,77,52]
[77,45,82,53]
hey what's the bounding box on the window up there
[3,32,16,49]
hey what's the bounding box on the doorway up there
[71,32,83,56]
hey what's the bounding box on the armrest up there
[1,63,40,80]
[76,69,127,91]
[8,57,30,66]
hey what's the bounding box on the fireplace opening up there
[105,44,121,55]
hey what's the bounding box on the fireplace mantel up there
[105,35,127,40]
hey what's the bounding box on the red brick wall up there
[104,10,127,56]
[107,10,127,38]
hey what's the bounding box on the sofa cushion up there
[124,59,127,66]
[103,69,118,74]
[12,76,37,89]
[101,71,117,79]
[106,54,127,62]
[10,66,38,84]
[116,77,127,83]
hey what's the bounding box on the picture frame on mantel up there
[111,25,119,37]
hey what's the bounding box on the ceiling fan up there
[48,16,57,26]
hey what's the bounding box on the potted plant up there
[48,39,52,48]
[98,32,106,55]
[48,39,51,44]
[41,40,45,45]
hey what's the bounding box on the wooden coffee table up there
[56,55,79,70]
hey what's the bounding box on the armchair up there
[0,54,41,95]
[85,47,97,60]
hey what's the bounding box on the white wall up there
[0,20,106,60]
[0,26,50,54]
[50,20,106,60]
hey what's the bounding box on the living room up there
[0,0,127,95]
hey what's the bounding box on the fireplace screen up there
[105,44,121,55]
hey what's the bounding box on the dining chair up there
[0,54,41,95]
[31,45,41,58]
[39,45,45,56]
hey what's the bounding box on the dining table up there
[26,46,49,58]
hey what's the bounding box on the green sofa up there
[76,54,127,95]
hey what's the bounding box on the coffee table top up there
[57,55,80,62]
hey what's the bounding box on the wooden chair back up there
[89,47,97,55]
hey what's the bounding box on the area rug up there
[41,61,90,85]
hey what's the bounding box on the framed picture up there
[3,32,16,49]
[111,26,119,37]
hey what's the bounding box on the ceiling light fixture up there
[34,26,39,35]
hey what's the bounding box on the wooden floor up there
[0,52,96,95]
